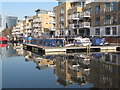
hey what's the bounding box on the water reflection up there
[90,52,120,88]
[0,43,17,58]
[3,43,120,88]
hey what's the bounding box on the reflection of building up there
[55,54,91,87]
[24,51,56,69]
[13,43,24,55]
[33,57,55,70]
[90,52,120,88]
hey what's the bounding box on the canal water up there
[1,43,120,88]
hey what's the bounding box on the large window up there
[112,16,117,24]
[95,17,100,26]
[104,15,111,25]
[105,28,111,35]
[112,2,117,11]
[112,27,117,35]
[95,28,100,35]
[60,15,64,21]
[95,6,100,15]
[105,3,111,12]
[61,7,64,13]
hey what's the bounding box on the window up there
[112,55,117,63]
[95,17,100,26]
[60,15,64,21]
[112,16,117,24]
[87,8,92,13]
[104,15,111,25]
[105,28,111,35]
[112,27,117,35]
[61,7,64,13]
[60,30,64,36]
[60,23,64,29]
[80,2,85,7]
[95,28,100,35]
[95,6,100,15]
[112,2,117,11]
[105,3,111,12]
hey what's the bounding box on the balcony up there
[50,27,55,31]
[49,13,55,17]
[33,19,42,23]
[61,10,64,14]
[28,30,32,33]
[70,0,82,2]
[68,14,79,20]
[25,26,32,29]
[104,7,111,13]
[60,18,64,22]
[68,24,79,29]
[50,21,55,24]
[69,5,81,10]
[79,12,90,19]
[72,15,79,20]
[79,22,90,28]
[33,24,42,27]
[68,22,90,29]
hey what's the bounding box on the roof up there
[0,37,7,41]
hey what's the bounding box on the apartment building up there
[23,16,33,37]
[33,9,55,38]
[12,20,24,37]
[84,1,120,43]
[4,16,18,29]
[54,0,91,38]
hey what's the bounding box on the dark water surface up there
[1,43,120,88]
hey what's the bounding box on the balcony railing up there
[69,5,81,10]
[50,27,55,31]
[104,7,111,13]
[79,22,90,28]
[60,18,64,21]
[80,12,90,19]
[68,14,79,20]
[33,19,42,23]
[49,13,55,17]
[33,24,42,27]
[61,10,64,14]
[50,21,55,24]
[69,24,79,29]
[68,22,90,29]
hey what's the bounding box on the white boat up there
[74,37,92,46]
[65,37,92,47]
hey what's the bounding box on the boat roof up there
[0,37,7,41]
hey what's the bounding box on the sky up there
[1,1,58,20]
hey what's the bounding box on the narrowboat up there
[0,37,7,47]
